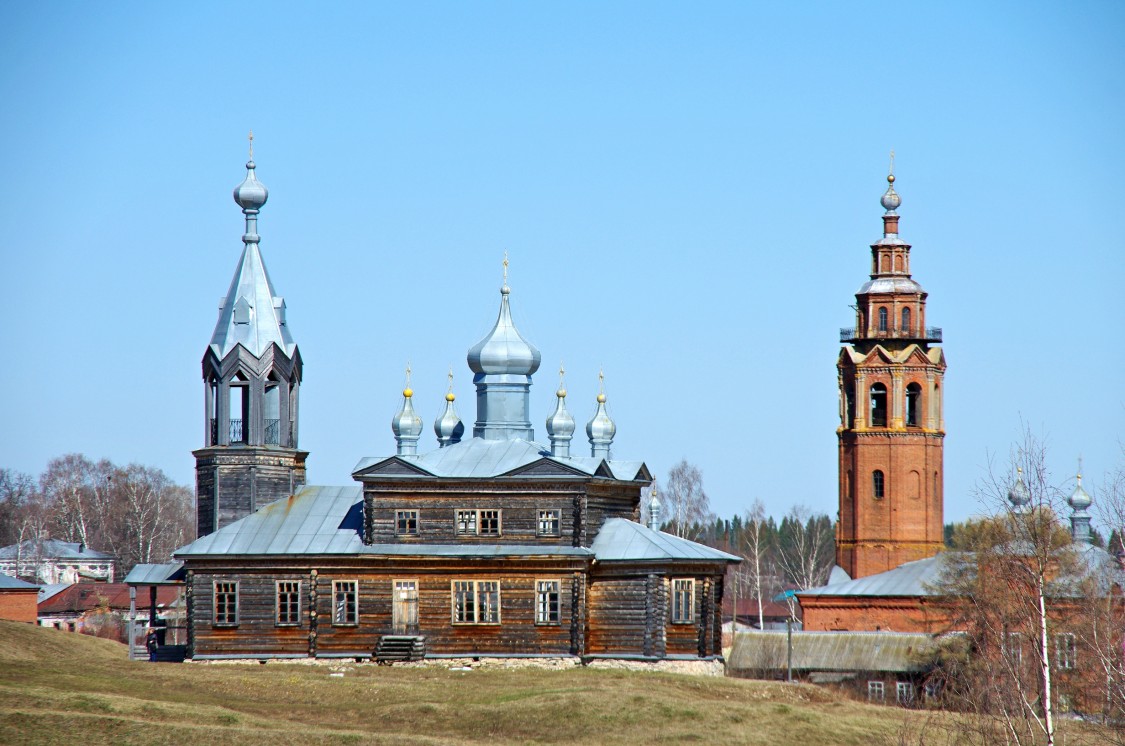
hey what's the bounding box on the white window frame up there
[275,580,301,626]
[536,579,561,625]
[671,578,695,624]
[455,509,502,536]
[868,680,885,703]
[537,509,561,537]
[213,580,239,626]
[333,579,359,626]
[896,681,915,706]
[395,509,419,536]
[1056,632,1076,670]
[451,580,501,625]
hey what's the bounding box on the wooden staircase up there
[375,635,426,664]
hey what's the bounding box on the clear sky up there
[1,2,1122,527]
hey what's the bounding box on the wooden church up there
[173,145,738,662]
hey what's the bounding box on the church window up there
[873,470,885,499]
[901,307,911,334]
[396,510,418,536]
[456,510,477,535]
[457,509,501,536]
[1056,633,1076,669]
[333,580,358,625]
[452,580,500,624]
[906,383,922,426]
[479,510,500,536]
[870,383,888,426]
[229,373,249,444]
[536,580,561,625]
[878,307,888,332]
[537,509,561,536]
[276,580,300,625]
[264,376,281,445]
[868,681,885,703]
[213,581,239,626]
[671,578,695,624]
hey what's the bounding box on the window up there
[905,383,922,426]
[537,509,561,537]
[923,680,941,701]
[1006,632,1023,667]
[333,580,358,625]
[276,581,301,625]
[896,681,915,706]
[396,510,418,536]
[869,383,888,426]
[214,581,239,625]
[1056,633,1076,669]
[868,681,885,703]
[536,580,561,625]
[878,306,888,332]
[456,509,501,536]
[873,470,885,499]
[901,307,911,334]
[479,510,500,536]
[452,580,500,624]
[671,579,695,624]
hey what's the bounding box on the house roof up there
[590,519,740,563]
[124,562,185,585]
[0,572,37,590]
[0,539,115,561]
[727,631,941,674]
[352,436,650,482]
[797,555,950,599]
[37,583,180,614]
[37,583,71,603]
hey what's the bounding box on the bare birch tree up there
[663,459,712,539]
[744,498,771,629]
[776,504,834,590]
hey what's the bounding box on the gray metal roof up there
[208,243,295,359]
[37,583,70,602]
[797,555,949,598]
[591,519,741,563]
[727,631,940,674]
[857,276,923,295]
[0,539,115,561]
[124,562,185,585]
[0,572,37,590]
[353,436,649,482]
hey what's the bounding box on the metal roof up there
[727,631,940,674]
[208,243,296,359]
[124,562,185,585]
[0,539,115,561]
[797,555,950,598]
[37,583,70,602]
[590,519,741,563]
[0,572,37,590]
[353,436,649,482]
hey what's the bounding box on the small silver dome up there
[1068,474,1092,511]
[233,161,268,211]
[880,183,901,213]
[434,373,464,448]
[391,386,423,455]
[1008,468,1031,508]
[586,379,616,458]
[467,285,542,376]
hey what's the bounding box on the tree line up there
[0,454,194,581]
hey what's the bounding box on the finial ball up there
[445,392,455,402]
[557,388,567,398]
[597,393,607,403]
[887,173,895,184]
[403,388,414,398]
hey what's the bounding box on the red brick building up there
[0,572,39,624]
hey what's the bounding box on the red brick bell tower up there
[836,161,946,579]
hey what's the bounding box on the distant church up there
[173,143,737,662]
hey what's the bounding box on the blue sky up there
[1,2,1122,526]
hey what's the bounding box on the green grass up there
[0,621,1104,745]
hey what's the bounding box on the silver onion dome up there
[648,487,662,531]
[233,132,268,212]
[1007,467,1031,509]
[1068,473,1092,511]
[586,375,616,458]
[545,366,576,457]
[467,285,542,376]
[880,173,901,213]
[391,381,424,456]
[434,372,464,448]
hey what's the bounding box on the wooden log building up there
[174,151,737,663]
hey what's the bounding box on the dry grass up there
[0,621,1102,745]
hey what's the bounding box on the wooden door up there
[393,580,418,634]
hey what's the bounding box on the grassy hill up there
[0,620,1086,745]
